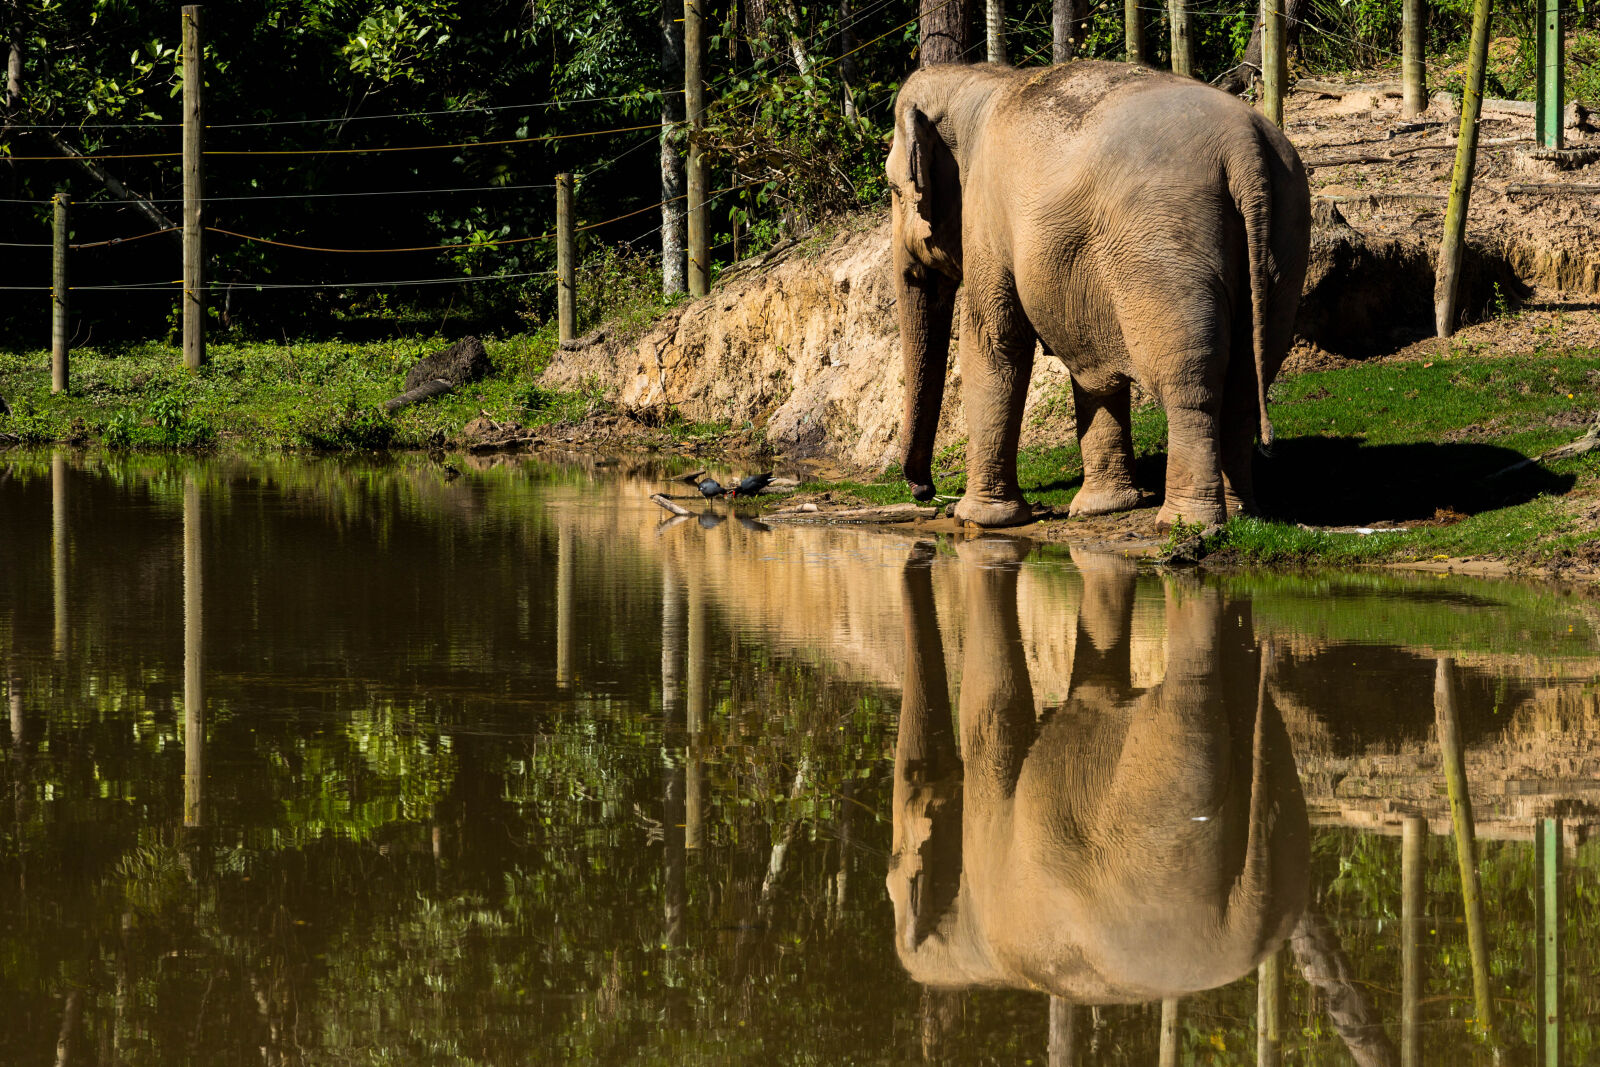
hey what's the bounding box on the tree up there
[920,0,975,65]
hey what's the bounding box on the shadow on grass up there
[1253,435,1574,525]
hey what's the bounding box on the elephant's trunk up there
[898,267,958,501]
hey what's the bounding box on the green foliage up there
[278,389,397,451]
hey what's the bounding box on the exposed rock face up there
[405,335,491,391]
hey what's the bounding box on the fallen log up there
[1504,182,1600,195]
[1490,418,1600,477]
[767,503,937,524]
[651,493,692,516]
[383,377,453,413]
[1296,78,1403,96]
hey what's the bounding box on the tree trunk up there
[1215,0,1310,94]
[774,0,814,73]
[1290,910,1401,1067]
[840,0,859,120]
[920,0,973,65]
[661,0,687,295]
[986,0,1007,62]
[1053,0,1088,60]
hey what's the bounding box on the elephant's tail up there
[1232,139,1277,455]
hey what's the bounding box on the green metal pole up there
[1535,817,1562,1067]
[1433,0,1494,337]
[1535,0,1563,149]
[1434,657,1496,1044]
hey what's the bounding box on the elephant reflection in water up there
[888,540,1310,1004]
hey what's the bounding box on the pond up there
[1,450,1597,1065]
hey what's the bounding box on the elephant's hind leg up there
[1067,378,1142,518]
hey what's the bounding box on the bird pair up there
[698,471,773,500]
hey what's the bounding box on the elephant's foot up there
[1223,490,1258,517]
[1154,495,1226,532]
[1068,484,1143,518]
[953,493,1035,528]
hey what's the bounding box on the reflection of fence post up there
[684,0,709,297]
[1535,817,1562,1066]
[1261,0,1285,126]
[52,451,68,659]
[183,476,204,828]
[1048,998,1079,1067]
[51,194,68,393]
[1258,949,1284,1066]
[1402,0,1427,116]
[181,5,205,370]
[1125,0,1145,63]
[661,564,686,950]
[1432,0,1493,337]
[1168,0,1192,76]
[555,525,574,686]
[1434,656,1494,1042]
[685,582,706,850]
[1159,998,1179,1067]
[1401,815,1426,1067]
[555,173,576,343]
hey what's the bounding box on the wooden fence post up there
[182,5,205,370]
[1535,0,1563,149]
[1126,0,1145,63]
[1169,0,1193,76]
[183,475,204,829]
[1159,999,1179,1067]
[555,173,576,343]
[1262,0,1285,126]
[1257,949,1284,1066]
[685,0,709,297]
[51,193,68,393]
[1433,0,1493,337]
[52,451,68,660]
[1402,0,1427,116]
[1401,815,1426,1067]
[1535,817,1562,1066]
[987,0,1008,62]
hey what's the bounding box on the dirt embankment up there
[542,85,1600,470]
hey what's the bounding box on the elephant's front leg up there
[1067,378,1142,517]
[1157,401,1228,530]
[953,284,1037,529]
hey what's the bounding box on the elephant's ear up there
[906,106,941,226]
[902,106,963,280]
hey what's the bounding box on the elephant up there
[887,539,1309,1003]
[888,62,1311,528]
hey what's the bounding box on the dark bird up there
[697,478,726,499]
[730,472,774,498]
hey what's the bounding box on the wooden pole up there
[1535,0,1564,149]
[1262,0,1285,126]
[51,193,67,393]
[181,5,205,370]
[1534,817,1562,1067]
[1048,998,1079,1066]
[1126,0,1145,63]
[1432,0,1493,337]
[183,476,204,829]
[1401,815,1426,1067]
[1159,999,1179,1067]
[987,0,1008,62]
[685,581,706,850]
[1434,656,1495,1042]
[555,173,576,343]
[1402,0,1427,117]
[51,451,67,660]
[1257,950,1283,1066]
[1053,0,1071,61]
[684,0,709,297]
[555,525,574,687]
[1169,0,1192,77]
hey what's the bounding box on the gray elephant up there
[889,62,1311,528]
[888,540,1309,1002]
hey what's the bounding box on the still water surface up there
[1,451,1597,1065]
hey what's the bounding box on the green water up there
[1,450,1596,1065]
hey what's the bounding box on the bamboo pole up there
[1402,0,1427,117]
[1258,949,1284,1066]
[1535,0,1563,149]
[1126,0,1145,62]
[181,5,205,369]
[1159,999,1179,1067]
[1262,0,1285,126]
[1401,815,1426,1067]
[685,0,709,297]
[183,476,204,829]
[51,451,67,660]
[1432,0,1493,337]
[555,173,576,343]
[51,193,67,393]
[1169,0,1192,76]
[1534,817,1561,1067]
[1434,656,1494,1042]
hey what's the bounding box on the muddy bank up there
[541,86,1600,471]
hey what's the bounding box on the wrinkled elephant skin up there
[889,63,1311,528]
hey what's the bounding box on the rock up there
[404,335,491,392]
